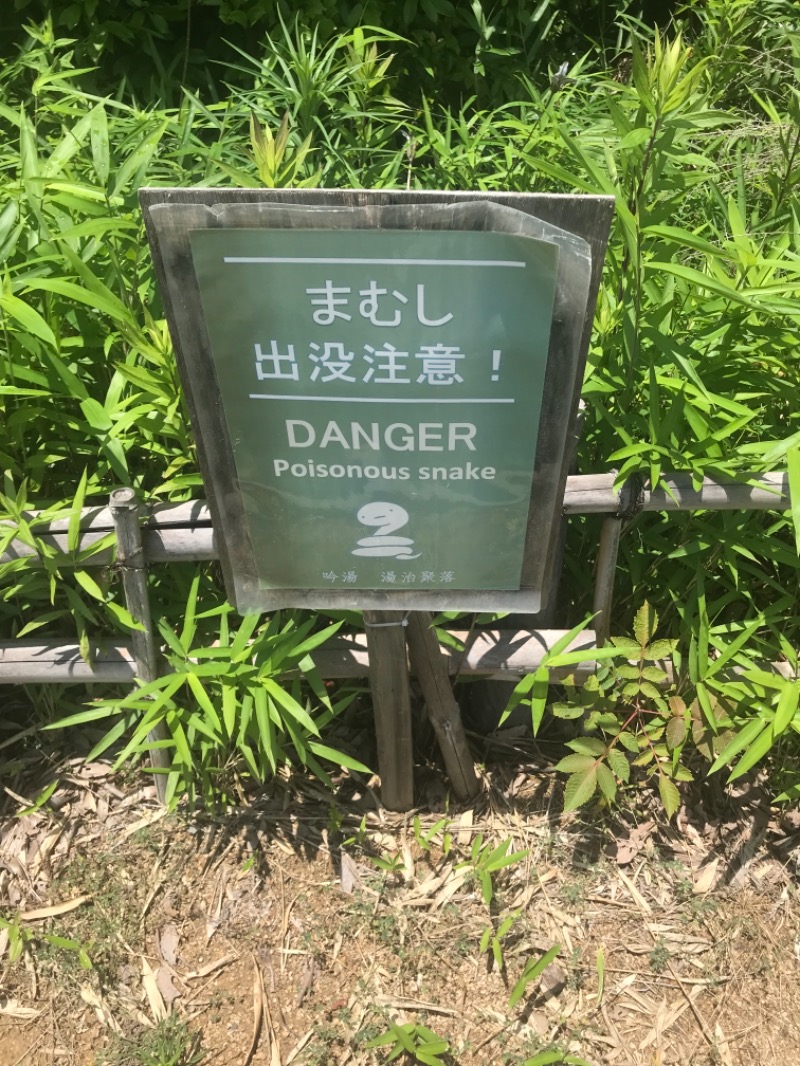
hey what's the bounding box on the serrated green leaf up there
[606,748,631,782]
[563,766,598,812]
[638,680,664,700]
[596,762,617,801]
[666,716,687,751]
[641,665,668,683]
[658,774,681,817]
[551,702,584,719]
[616,731,640,753]
[633,602,658,648]
[610,636,641,656]
[567,736,606,756]
[555,753,596,773]
[647,639,678,659]
[615,664,641,680]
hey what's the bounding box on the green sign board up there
[140,190,613,613]
[188,228,558,594]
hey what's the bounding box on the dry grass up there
[2,739,800,1066]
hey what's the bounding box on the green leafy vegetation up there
[98,1016,205,1066]
[456,834,529,907]
[0,912,92,971]
[364,1020,451,1065]
[42,572,367,805]
[1,0,800,807]
[508,944,562,1011]
[553,603,685,815]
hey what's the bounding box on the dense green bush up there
[2,0,800,806]
[2,0,679,106]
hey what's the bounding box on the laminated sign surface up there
[141,190,612,613]
[188,227,559,594]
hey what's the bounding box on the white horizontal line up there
[225,256,526,267]
[248,394,515,404]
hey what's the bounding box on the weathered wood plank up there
[311,627,597,679]
[0,629,597,684]
[3,633,795,688]
[406,612,480,802]
[363,611,415,811]
[0,527,218,567]
[0,641,136,683]
[561,471,790,514]
[0,500,212,537]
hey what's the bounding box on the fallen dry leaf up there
[714,1022,734,1066]
[617,868,653,914]
[80,985,122,1034]
[0,998,40,1019]
[121,808,167,840]
[372,995,457,1016]
[141,956,167,1022]
[284,1028,314,1065]
[295,959,315,1008]
[20,893,91,921]
[159,923,180,967]
[242,955,264,1066]
[331,932,343,964]
[540,963,567,1001]
[694,856,720,895]
[339,851,362,894]
[184,954,238,980]
[155,966,182,1007]
[614,820,655,866]
[457,808,474,846]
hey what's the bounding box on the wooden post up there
[593,516,623,647]
[406,612,480,802]
[109,488,170,804]
[363,610,414,811]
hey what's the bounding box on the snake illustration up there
[351,501,421,559]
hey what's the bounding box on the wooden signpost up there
[140,188,614,809]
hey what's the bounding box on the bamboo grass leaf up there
[0,293,56,348]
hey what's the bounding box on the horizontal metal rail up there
[0,470,792,686]
[0,630,597,685]
[0,471,790,569]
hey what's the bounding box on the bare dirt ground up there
[2,730,800,1066]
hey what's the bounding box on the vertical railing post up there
[363,610,415,811]
[593,517,622,647]
[592,475,645,646]
[109,488,169,804]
